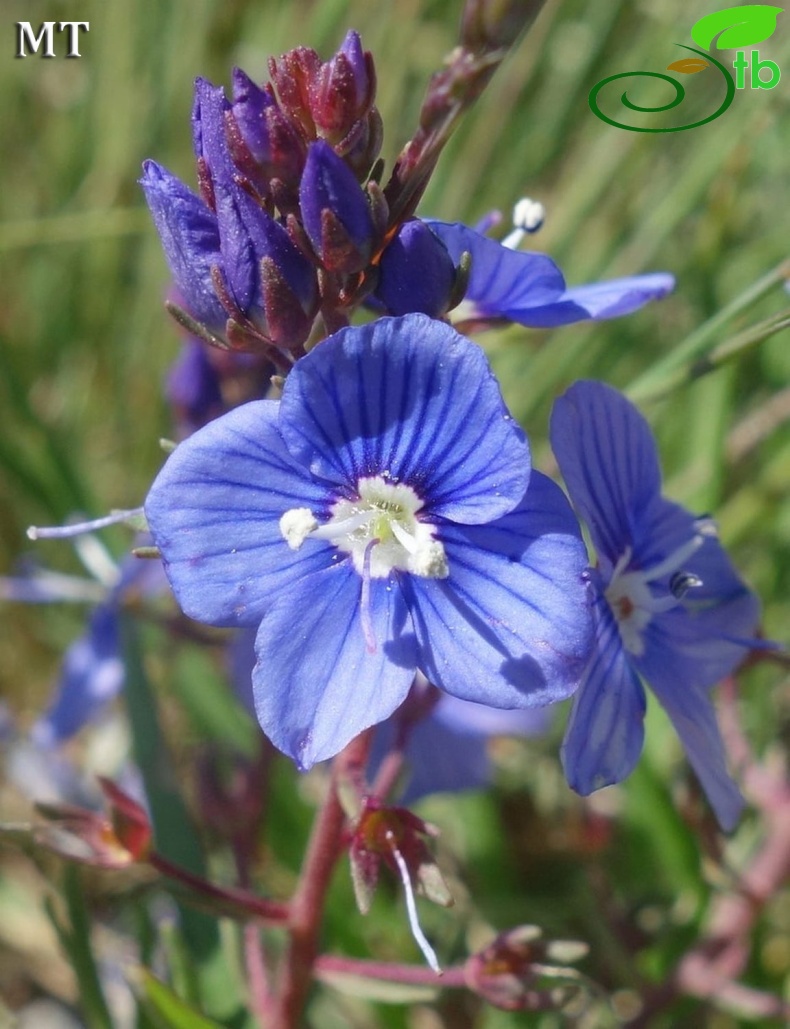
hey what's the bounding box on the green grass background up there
[1,1,789,1026]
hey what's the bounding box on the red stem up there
[273,731,372,1028]
[149,852,289,924]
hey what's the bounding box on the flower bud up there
[256,215,319,348]
[312,30,376,142]
[465,925,589,1011]
[34,779,151,868]
[375,219,456,317]
[268,45,322,139]
[227,69,306,193]
[299,140,376,273]
[140,161,227,333]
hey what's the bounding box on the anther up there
[670,571,703,598]
[501,197,545,249]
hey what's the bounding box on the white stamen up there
[638,535,703,584]
[501,197,545,249]
[279,476,448,580]
[606,534,706,656]
[386,830,442,975]
[360,539,378,654]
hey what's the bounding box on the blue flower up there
[549,380,760,830]
[427,220,675,329]
[145,314,592,770]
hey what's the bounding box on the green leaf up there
[691,5,783,50]
[134,968,226,1029]
[121,618,244,1022]
[49,867,114,1029]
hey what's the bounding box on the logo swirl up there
[589,45,736,133]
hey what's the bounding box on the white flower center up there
[605,525,711,656]
[279,475,449,580]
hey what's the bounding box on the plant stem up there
[149,852,290,924]
[627,258,790,402]
[315,954,465,989]
[273,731,372,1028]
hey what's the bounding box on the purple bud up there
[268,46,322,139]
[256,217,319,348]
[375,220,455,317]
[299,140,375,272]
[228,69,305,190]
[166,339,224,434]
[191,78,274,320]
[230,69,274,164]
[312,30,376,140]
[140,161,226,331]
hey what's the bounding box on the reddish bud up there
[34,780,151,868]
[465,926,589,1011]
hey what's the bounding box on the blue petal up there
[253,565,417,768]
[561,597,646,794]
[140,161,226,330]
[426,220,566,315]
[550,380,662,570]
[526,273,675,327]
[144,400,337,627]
[654,682,744,831]
[278,314,531,523]
[398,714,493,802]
[404,472,592,707]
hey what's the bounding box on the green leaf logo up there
[691,5,783,50]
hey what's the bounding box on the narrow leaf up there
[134,968,225,1029]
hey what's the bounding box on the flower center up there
[604,524,711,656]
[279,475,449,580]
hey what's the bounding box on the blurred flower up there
[370,676,548,802]
[465,925,589,1012]
[165,330,275,437]
[428,219,675,329]
[145,314,592,770]
[550,380,760,830]
[31,550,167,748]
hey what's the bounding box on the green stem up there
[627,259,790,402]
[631,307,790,403]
